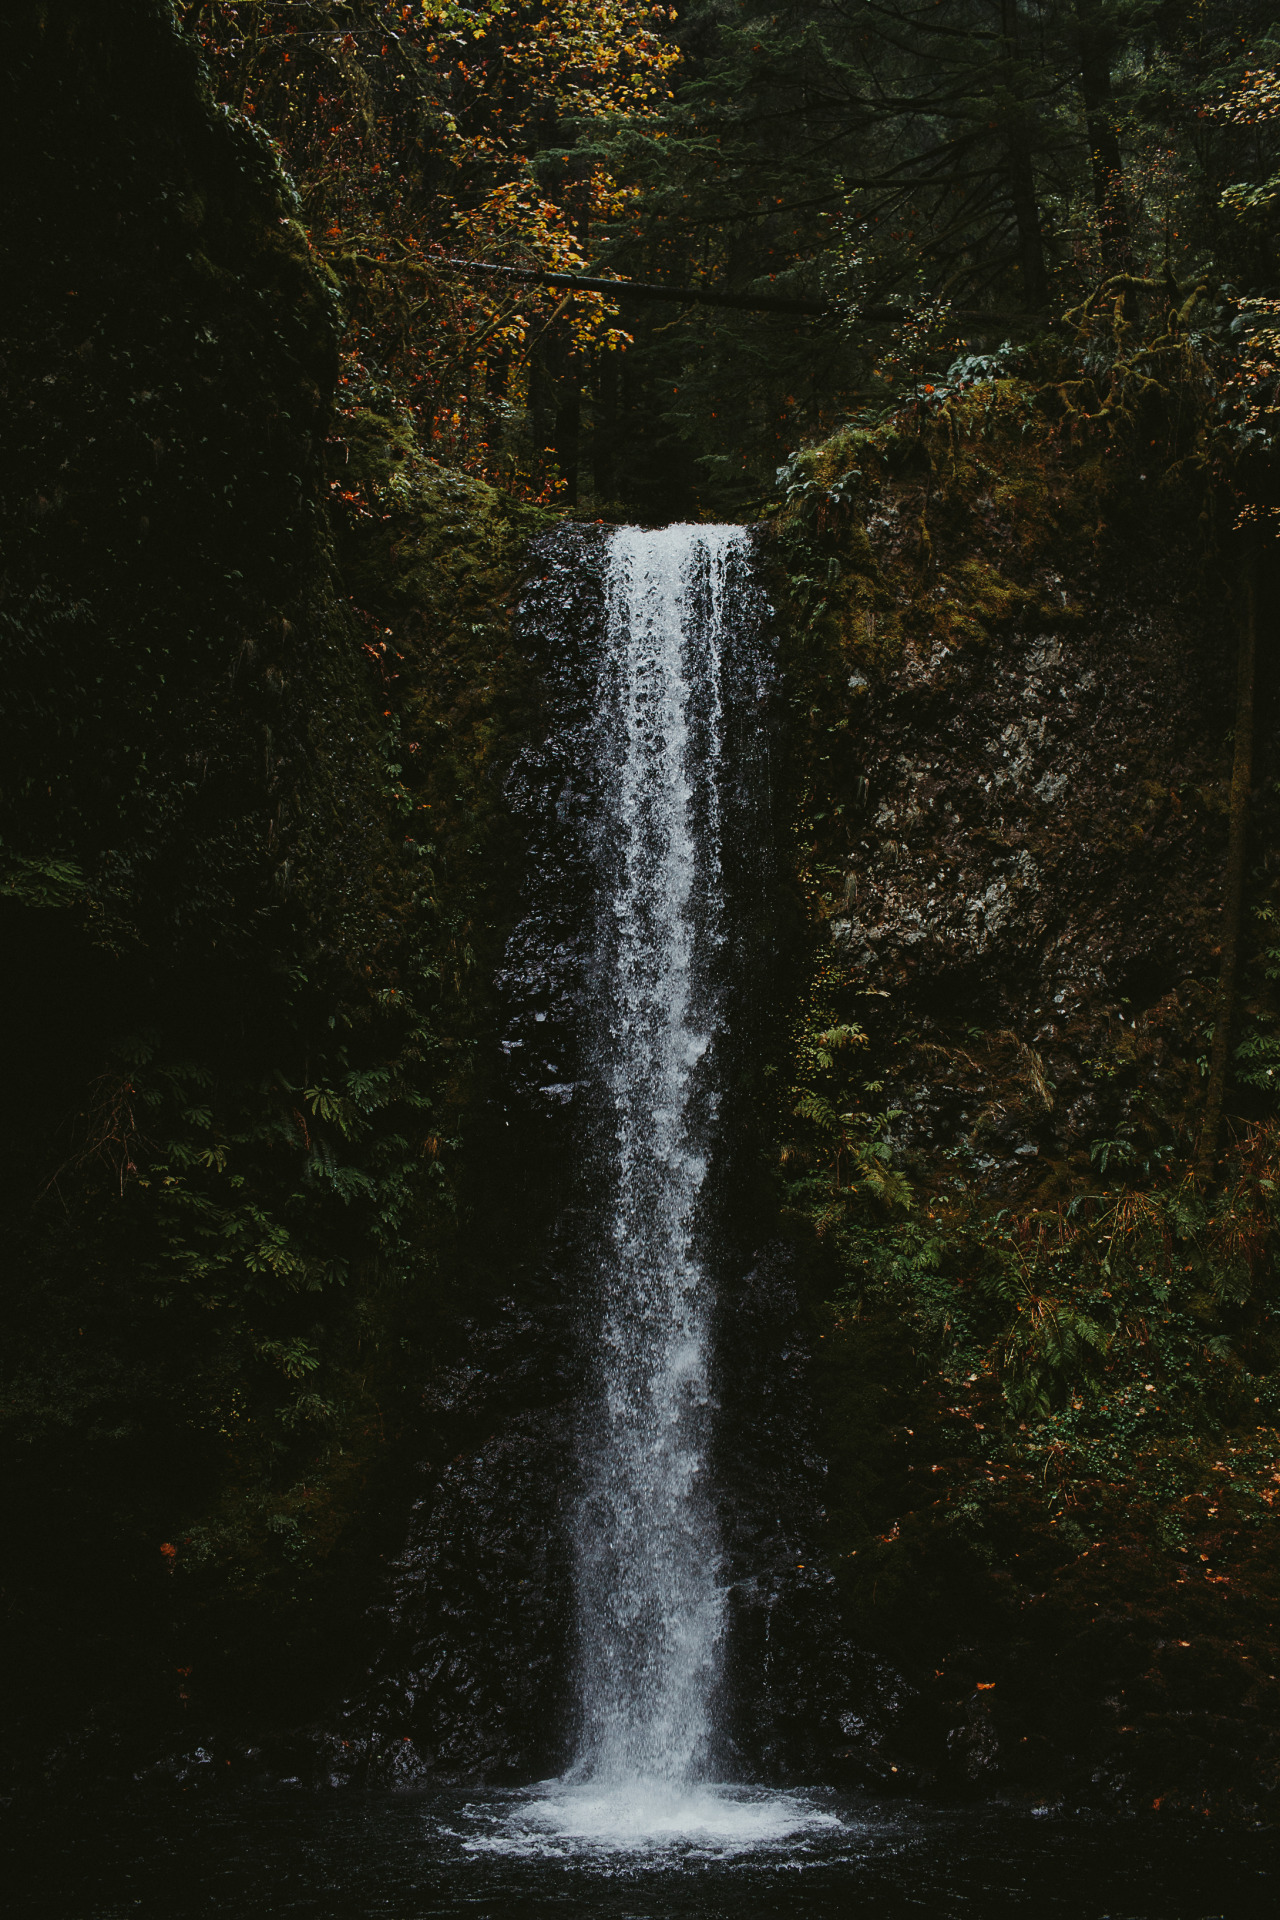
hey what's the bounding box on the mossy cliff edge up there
[2,2,1277,1826]
[0,0,547,1784]
[771,377,1280,1818]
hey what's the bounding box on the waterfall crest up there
[572,524,744,1785]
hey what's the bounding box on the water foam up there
[461,1781,843,1859]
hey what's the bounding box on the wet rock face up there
[332,1299,579,1787]
[715,1242,838,1776]
[713,1242,911,1784]
[320,523,795,1787]
[315,537,618,1788]
[829,581,1232,1194]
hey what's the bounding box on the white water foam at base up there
[459,1780,844,1859]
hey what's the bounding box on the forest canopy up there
[180,0,1280,513]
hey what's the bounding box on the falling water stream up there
[494,522,832,1852]
[573,525,731,1786]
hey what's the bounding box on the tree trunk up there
[1198,552,1258,1181]
[1001,0,1050,309]
[592,352,618,507]
[529,346,555,489]
[554,362,581,507]
[1076,4,1131,273]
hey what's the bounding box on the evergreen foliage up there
[184,0,1280,512]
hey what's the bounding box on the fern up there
[0,843,85,909]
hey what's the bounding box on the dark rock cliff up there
[831,543,1230,1198]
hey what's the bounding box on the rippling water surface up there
[8,1785,1274,1919]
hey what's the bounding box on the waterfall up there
[348,521,840,1835]
[571,525,743,1786]
[492,517,826,1848]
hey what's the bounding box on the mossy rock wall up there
[771,394,1280,1819]
[0,1,548,1782]
[777,394,1240,1199]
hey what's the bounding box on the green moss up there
[769,374,1106,696]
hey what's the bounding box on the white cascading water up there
[571,524,738,1789]
[475,523,839,1853]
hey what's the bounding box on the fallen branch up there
[444,259,1044,329]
